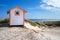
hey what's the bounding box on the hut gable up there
[7,6,26,14]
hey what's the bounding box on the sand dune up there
[0,20,60,40]
[0,27,60,40]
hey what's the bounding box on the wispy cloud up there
[40,4,53,10]
[27,0,60,12]
[27,6,40,10]
[42,0,60,8]
[40,0,60,11]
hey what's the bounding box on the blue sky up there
[0,0,60,19]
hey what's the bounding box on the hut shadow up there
[0,23,24,28]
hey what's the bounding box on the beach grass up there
[25,19,38,26]
[0,18,60,27]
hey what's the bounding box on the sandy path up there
[0,27,60,40]
[41,27,60,40]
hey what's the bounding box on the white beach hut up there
[7,6,26,26]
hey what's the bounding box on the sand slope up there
[0,21,60,40]
[0,27,60,40]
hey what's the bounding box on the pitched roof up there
[7,6,26,14]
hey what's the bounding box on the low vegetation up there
[25,19,47,27]
[27,19,60,27]
[0,19,60,27]
[43,21,60,26]
[0,18,9,23]
[25,19,38,26]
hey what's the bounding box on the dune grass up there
[41,21,60,26]
[25,19,38,26]
[0,18,60,27]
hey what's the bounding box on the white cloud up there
[40,4,53,10]
[42,0,60,8]
[27,6,40,10]
[40,0,60,11]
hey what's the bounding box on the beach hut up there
[7,6,26,26]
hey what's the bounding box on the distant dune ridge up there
[0,18,60,32]
[24,19,60,32]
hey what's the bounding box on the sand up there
[0,27,60,40]
[0,21,60,40]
